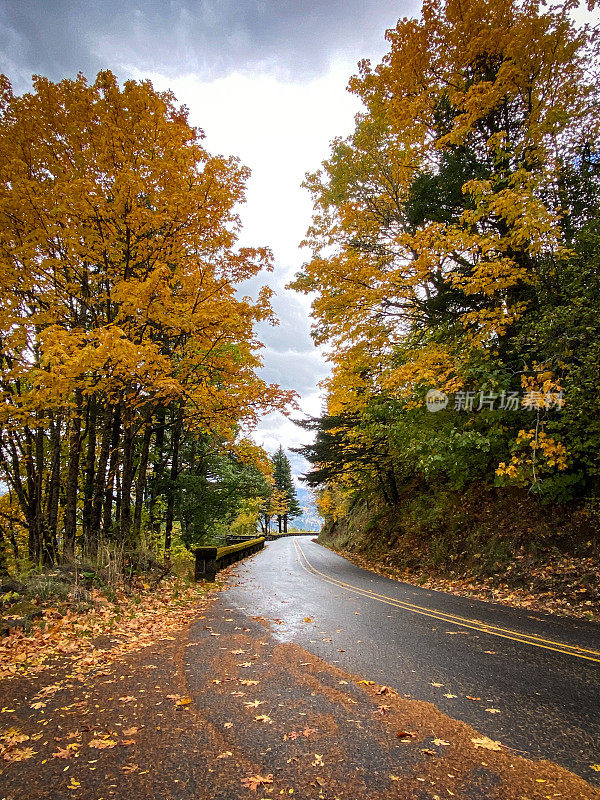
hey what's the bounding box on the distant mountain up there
[291,485,323,532]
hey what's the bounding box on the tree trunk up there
[149,406,166,538]
[387,467,400,505]
[102,403,121,538]
[89,403,112,556]
[0,524,9,576]
[46,412,62,562]
[63,390,83,562]
[24,427,41,565]
[164,406,182,558]
[120,403,134,545]
[35,411,55,566]
[9,521,18,563]
[82,395,98,545]
[2,436,29,564]
[133,413,153,538]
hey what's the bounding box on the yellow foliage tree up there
[292,0,597,415]
[0,71,292,565]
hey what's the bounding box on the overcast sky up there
[0,0,421,482]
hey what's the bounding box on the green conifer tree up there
[272,446,302,533]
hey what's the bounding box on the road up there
[223,535,600,785]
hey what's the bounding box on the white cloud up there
[129,63,361,471]
[131,63,360,265]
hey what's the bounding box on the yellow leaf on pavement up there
[471,736,502,751]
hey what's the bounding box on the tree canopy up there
[0,70,292,568]
[292,0,600,526]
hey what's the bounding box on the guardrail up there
[266,531,313,541]
[226,532,313,545]
[193,537,265,581]
[226,534,261,545]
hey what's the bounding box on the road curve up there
[223,535,600,785]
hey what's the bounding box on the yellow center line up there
[293,541,600,664]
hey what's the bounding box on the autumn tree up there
[0,70,291,569]
[292,0,600,522]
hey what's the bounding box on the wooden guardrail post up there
[194,546,218,581]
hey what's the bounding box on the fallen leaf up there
[244,700,264,708]
[375,686,390,695]
[217,751,233,759]
[0,729,29,745]
[312,754,324,766]
[486,708,501,714]
[466,696,481,701]
[471,736,502,751]
[254,715,273,724]
[433,738,450,746]
[52,743,80,759]
[118,696,136,703]
[241,680,258,686]
[358,680,374,685]
[122,764,139,773]
[2,746,36,762]
[396,730,415,739]
[374,705,391,715]
[241,774,273,791]
[123,727,138,736]
[444,693,458,699]
[303,618,313,623]
[88,739,117,749]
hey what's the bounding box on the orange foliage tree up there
[293,0,598,503]
[0,71,291,566]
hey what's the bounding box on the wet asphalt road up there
[224,536,600,786]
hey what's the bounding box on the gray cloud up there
[1,0,417,90]
[0,0,419,488]
[259,348,327,397]
[256,290,315,356]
